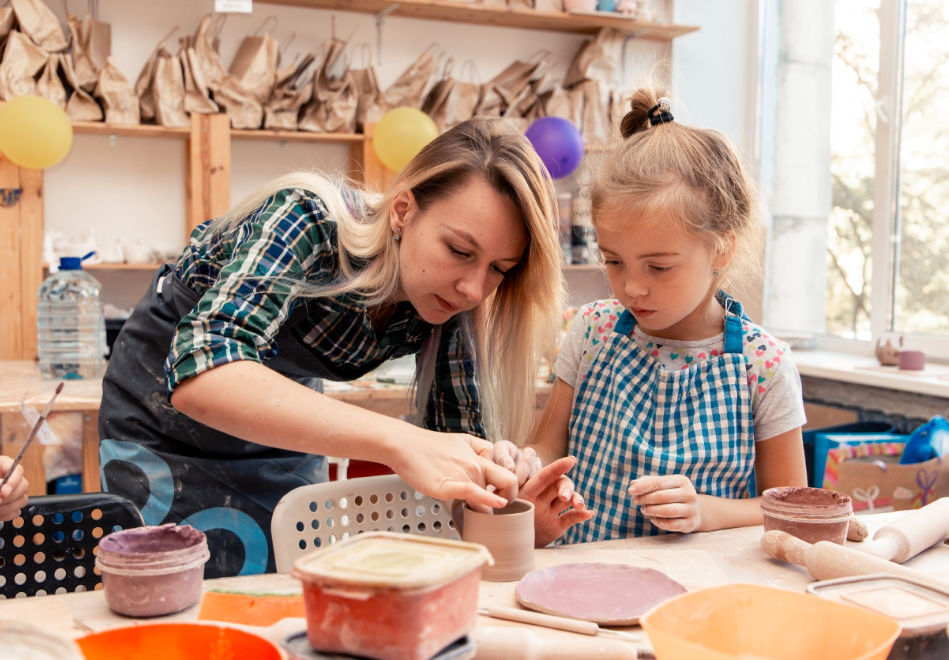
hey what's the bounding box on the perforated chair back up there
[0,493,144,599]
[271,474,459,573]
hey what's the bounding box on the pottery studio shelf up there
[70,121,366,145]
[257,0,699,38]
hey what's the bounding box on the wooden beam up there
[0,153,22,360]
[186,113,231,236]
[81,410,101,493]
[18,168,43,361]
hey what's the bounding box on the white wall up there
[39,0,758,309]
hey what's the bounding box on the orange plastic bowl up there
[641,584,901,660]
[76,622,282,660]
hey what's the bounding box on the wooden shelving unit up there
[258,0,699,38]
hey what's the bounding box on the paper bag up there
[36,53,67,109]
[95,56,140,124]
[0,30,49,100]
[564,28,624,88]
[263,51,313,130]
[60,51,102,120]
[349,44,381,132]
[443,61,481,130]
[228,16,278,104]
[66,9,111,93]
[182,42,218,115]
[0,7,16,41]
[509,0,533,8]
[11,0,67,52]
[192,14,262,129]
[475,58,540,116]
[153,47,189,127]
[421,59,455,133]
[828,443,949,512]
[299,40,356,134]
[543,85,583,129]
[578,79,611,145]
[534,0,564,11]
[384,44,437,109]
[135,27,177,123]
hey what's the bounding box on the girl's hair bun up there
[619,85,669,139]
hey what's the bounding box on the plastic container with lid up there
[291,531,493,660]
[760,487,853,545]
[96,524,210,617]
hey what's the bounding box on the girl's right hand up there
[0,457,28,522]
[519,456,592,547]
[391,429,519,512]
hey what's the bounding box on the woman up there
[98,118,563,577]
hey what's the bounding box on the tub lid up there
[291,532,494,589]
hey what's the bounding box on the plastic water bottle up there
[37,255,106,380]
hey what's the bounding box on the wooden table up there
[0,513,947,656]
[0,361,552,496]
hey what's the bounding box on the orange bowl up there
[76,622,282,660]
[641,584,901,660]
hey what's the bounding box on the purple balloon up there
[525,116,585,179]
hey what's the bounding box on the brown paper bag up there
[384,44,438,109]
[192,14,262,129]
[36,53,67,109]
[0,7,16,41]
[508,0,533,8]
[95,56,140,124]
[182,41,219,115]
[833,450,949,513]
[228,16,278,104]
[578,79,610,145]
[153,47,189,127]
[475,57,541,116]
[534,0,564,11]
[421,59,455,133]
[0,30,49,100]
[299,41,357,134]
[65,6,111,93]
[135,27,177,123]
[349,44,380,133]
[58,51,101,120]
[11,0,67,52]
[564,28,624,88]
[443,60,481,130]
[544,85,584,130]
[263,51,313,130]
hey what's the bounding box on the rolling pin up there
[473,626,652,660]
[858,497,949,562]
[762,530,949,591]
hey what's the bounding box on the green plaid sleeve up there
[422,319,486,438]
[165,189,337,397]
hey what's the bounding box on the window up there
[759,0,949,358]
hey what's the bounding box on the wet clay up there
[760,487,853,546]
[515,562,687,625]
[461,500,535,582]
[97,523,210,617]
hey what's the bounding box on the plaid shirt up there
[164,187,485,437]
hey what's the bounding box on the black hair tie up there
[647,97,674,126]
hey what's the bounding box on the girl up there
[99,118,563,576]
[506,87,808,546]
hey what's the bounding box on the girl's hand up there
[629,475,701,533]
[492,441,542,486]
[0,457,28,522]
[392,430,518,512]
[519,457,593,547]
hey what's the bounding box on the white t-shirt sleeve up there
[554,306,590,389]
[753,350,808,441]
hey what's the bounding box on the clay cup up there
[455,499,535,582]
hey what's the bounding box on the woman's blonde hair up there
[592,82,763,298]
[212,117,563,445]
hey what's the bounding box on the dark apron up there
[98,264,415,577]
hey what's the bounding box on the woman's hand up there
[519,456,592,547]
[391,430,519,512]
[628,475,701,533]
[0,457,28,522]
[493,441,541,486]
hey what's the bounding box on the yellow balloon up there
[373,108,439,172]
[0,95,74,170]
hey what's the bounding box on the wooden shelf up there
[72,121,366,145]
[42,262,164,270]
[258,0,698,38]
[231,129,365,144]
[71,121,190,138]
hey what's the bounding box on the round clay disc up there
[515,563,687,625]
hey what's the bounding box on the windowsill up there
[793,350,949,399]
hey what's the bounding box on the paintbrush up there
[478,606,655,657]
[0,382,64,492]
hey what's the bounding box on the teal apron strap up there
[615,309,636,336]
[722,294,745,355]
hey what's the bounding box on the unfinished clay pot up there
[457,499,534,582]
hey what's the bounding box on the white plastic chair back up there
[271,474,460,573]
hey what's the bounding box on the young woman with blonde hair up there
[98,117,563,577]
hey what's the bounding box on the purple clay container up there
[96,523,210,617]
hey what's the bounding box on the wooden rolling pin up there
[473,626,651,660]
[762,531,949,591]
[858,497,949,562]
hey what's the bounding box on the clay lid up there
[291,532,493,590]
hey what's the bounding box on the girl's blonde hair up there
[592,83,763,297]
[212,117,563,445]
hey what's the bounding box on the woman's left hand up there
[628,474,701,533]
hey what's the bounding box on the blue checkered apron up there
[564,294,755,543]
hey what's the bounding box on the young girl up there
[501,86,808,546]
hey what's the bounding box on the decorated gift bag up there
[827,443,949,512]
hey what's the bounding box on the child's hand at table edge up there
[628,474,701,533]
[0,456,28,522]
[519,456,593,547]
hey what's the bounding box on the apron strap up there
[720,292,746,355]
[615,309,636,336]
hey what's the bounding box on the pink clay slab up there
[515,562,687,625]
